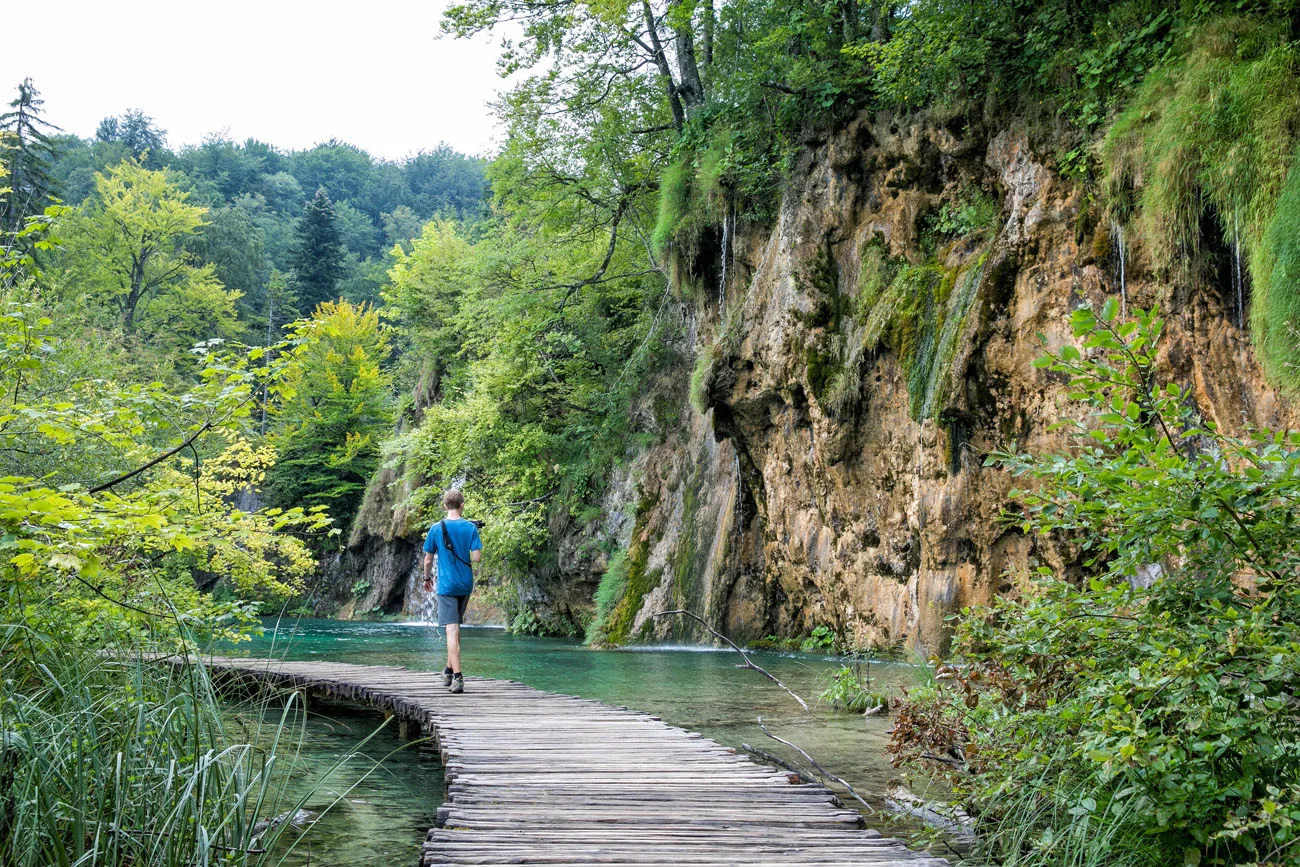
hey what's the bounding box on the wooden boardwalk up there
[204,657,948,866]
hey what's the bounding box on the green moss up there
[1090,219,1113,263]
[1103,16,1300,391]
[651,131,736,258]
[584,548,629,644]
[805,343,837,401]
[856,239,898,317]
[598,540,658,645]
[689,347,718,414]
[587,488,661,646]
[796,242,860,408]
[1255,147,1300,391]
[690,307,743,413]
[652,156,694,254]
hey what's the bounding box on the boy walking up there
[422,489,482,694]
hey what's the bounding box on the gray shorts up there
[437,594,470,626]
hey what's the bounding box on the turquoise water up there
[228,618,935,864]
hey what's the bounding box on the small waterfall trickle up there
[917,259,986,422]
[404,551,437,623]
[1112,220,1127,318]
[1233,217,1244,329]
[719,200,733,308]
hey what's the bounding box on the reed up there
[0,629,353,866]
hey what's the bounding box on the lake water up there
[226,618,940,865]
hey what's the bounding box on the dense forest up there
[5,0,1300,864]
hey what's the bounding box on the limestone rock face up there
[586,113,1293,652]
[350,113,1292,648]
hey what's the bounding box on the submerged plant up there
[819,659,891,713]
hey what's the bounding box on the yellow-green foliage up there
[266,300,394,524]
[1103,17,1300,389]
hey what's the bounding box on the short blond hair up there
[443,489,465,510]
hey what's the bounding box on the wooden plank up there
[200,656,946,867]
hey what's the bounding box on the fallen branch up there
[758,716,874,812]
[740,743,814,782]
[651,609,810,713]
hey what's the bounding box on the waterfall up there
[1233,217,1244,329]
[1112,220,1127,318]
[719,200,732,308]
[404,551,437,623]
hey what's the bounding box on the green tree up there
[0,78,61,233]
[186,202,268,324]
[95,109,168,164]
[290,187,345,313]
[383,206,664,617]
[382,204,424,252]
[57,159,212,331]
[287,140,373,204]
[266,300,393,525]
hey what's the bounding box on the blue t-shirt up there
[423,518,482,596]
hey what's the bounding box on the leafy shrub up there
[890,302,1300,866]
[509,608,545,636]
[800,624,839,653]
[927,189,1000,243]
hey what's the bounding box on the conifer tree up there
[0,78,61,233]
[290,187,345,314]
[95,109,167,165]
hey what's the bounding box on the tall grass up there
[0,630,345,867]
[967,749,1166,867]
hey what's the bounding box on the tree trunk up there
[841,0,858,43]
[122,256,146,330]
[643,0,686,132]
[870,0,891,42]
[670,0,706,112]
[701,0,715,69]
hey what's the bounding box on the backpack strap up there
[439,519,475,571]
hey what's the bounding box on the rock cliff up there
[586,112,1294,652]
[338,111,1295,650]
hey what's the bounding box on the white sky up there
[2,0,511,160]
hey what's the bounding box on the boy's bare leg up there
[445,623,462,673]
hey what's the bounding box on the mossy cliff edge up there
[582,110,1296,652]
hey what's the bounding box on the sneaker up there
[442,666,453,687]
[449,673,464,694]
